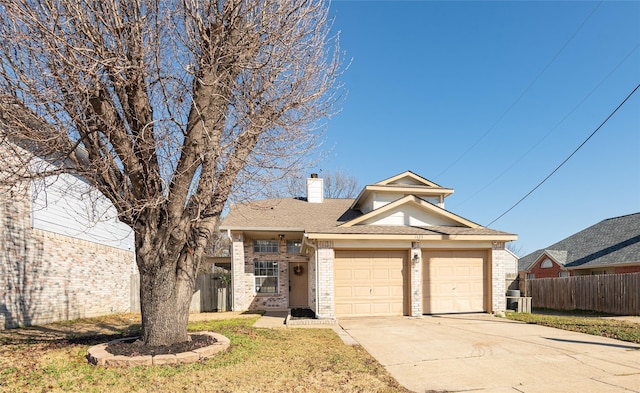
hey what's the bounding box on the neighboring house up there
[221,171,517,318]
[498,248,519,290]
[518,213,640,280]
[0,141,137,329]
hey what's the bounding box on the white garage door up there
[423,250,486,314]
[334,250,407,317]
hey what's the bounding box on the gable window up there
[287,240,302,254]
[254,261,278,293]
[540,258,553,268]
[254,240,278,253]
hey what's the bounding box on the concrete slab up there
[339,314,640,393]
[252,311,288,328]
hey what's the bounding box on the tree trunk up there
[135,229,201,346]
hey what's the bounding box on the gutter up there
[302,233,319,318]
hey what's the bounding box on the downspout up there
[303,233,319,317]
[227,229,233,311]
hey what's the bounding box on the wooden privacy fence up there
[526,272,640,315]
[130,273,231,313]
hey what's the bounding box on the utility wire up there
[435,1,603,180]
[486,82,640,227]
[456,42,640,208]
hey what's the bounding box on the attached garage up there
[422,250,487,314]
[334,250,408,317]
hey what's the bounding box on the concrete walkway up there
[249,311,358,345]
[251,311,288,328]
[339,314,640,393]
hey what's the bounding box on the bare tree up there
[506,242,524,257]
[285,169,359,198]
[0,0,342,346]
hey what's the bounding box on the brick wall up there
[614,265,640,274]
[316,242,335,318]
[230,234,308,312]
[491,247,506,312]
[1,186,135,329]
[410,245,421,316]
[530,259,565,278]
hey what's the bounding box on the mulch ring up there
[106,334,217,357]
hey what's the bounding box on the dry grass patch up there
[0,314,410,393]
[505,311,640,344]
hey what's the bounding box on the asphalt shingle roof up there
[221,198,358,231]
[518,213,640,271]
[222,197,513,237]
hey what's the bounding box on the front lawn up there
[0,314,409,393]
[505,311,640,344]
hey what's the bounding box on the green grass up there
[0,314,409,393]
[505,311,640,344]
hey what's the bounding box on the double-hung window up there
[254,261,278,293]
[287,240,302,254]
[254,240,278,253]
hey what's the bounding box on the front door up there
[289,262,308,308]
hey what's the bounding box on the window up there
[526,273,536,280]
[287,240,302,254]
[559,271,570,278]
[254,261,278,293]
[254,240,278,253]
[540,258,553,268]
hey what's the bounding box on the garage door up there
[334,250,407,317]
[422,250,486,314]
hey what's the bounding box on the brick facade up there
[230,234,308,312]
[410,244,421,316]
[315,242,335,318]
[614,265,640,274]
[229,238,508,317]
[491,247,507,312]
[1,187,135,329]
[529,258,566,279]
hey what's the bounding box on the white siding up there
[362,192,441,214]
[31,174,134,251]
[389,177,423,186]
[360,203,461,227]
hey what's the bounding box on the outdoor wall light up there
[412,253,419,264]
[279,234,285,241]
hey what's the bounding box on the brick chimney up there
[306,173,324,203]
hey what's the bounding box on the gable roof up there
[340,195,479,228]
[350,170,453,210]
[221,196,515,240]
[518,213,640,272]
[221,171,517,241]
[377,170,443,187]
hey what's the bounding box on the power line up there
[486,82,640,227]
[456,41,640,208]
[435,1,603,180]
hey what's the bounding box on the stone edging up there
[86,331,230,367]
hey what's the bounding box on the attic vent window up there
[541,258,553,268]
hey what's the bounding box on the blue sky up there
[315,1,640,256]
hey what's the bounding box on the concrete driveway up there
[339,314,640,393]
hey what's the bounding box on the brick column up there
[230,233,248,311]
[491,244,506,313]
[410,242,422,317]
[316,241,335,319]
